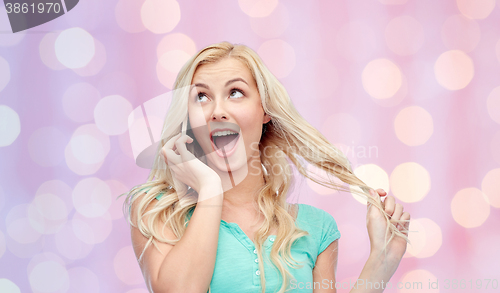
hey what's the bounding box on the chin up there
[206,146,249,174]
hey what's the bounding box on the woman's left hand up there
[366,188,411,265]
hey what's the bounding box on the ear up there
[263,113,271,124]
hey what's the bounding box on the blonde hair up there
[122,41,410,293]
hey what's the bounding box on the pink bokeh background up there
[0,0,499,292]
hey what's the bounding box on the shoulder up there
[296,204,341,243]
[297,203,334,223]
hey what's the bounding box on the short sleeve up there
[318,210,341,255]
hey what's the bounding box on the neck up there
[217,155,265,207]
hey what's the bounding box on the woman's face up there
[188,57,270,174]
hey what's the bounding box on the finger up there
[382,195,396,217]
[163,133,183,164]
[390,203,404,224]
[174,135,196,161]
[163,147,182,165]
[376,188,387,197]
[367,189,382,211]
[400,212,411,235]
[164,133,182,150]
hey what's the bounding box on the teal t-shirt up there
[152,191,341,293]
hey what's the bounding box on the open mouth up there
[210,130,240,156]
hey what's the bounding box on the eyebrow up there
[191,78,248,91]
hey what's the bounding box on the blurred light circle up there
[114,246,146,285]
[336,21,377,62]
[385,16,425,56]
[406,218,442,258]
[0,105,20,147]
[394,106,434,146]
[487,86,500,124]
[397,269,437,293]
[141,0,180,34]
[6,204,42,244]
[321,113,362,145]
[5,234,43,259]
[350,164,390,204]
[157,33,196,60]
[0,279,20,293]
[403,219,425,259]
[65,143,104,175]
[482,168,500,208]
[35,180,74,216]
[29,261,69,292]
[451,187,490,228]
[66,124,110,174]
[54,223,93,260]
[0,56,11,93]
[441,15,480,52]
[106,180,129,220]
[157,49,190,73]
[73,178,112,218]
[27,193,68,235]
[157,50,192,89]
[28,127,67,167]
[39,32,66,70]
[115,0,146,33]
[362,59,402,99]
[0,231,5,259]
[0,6,25,47]
[55,27,95,69]
[257,39,296,78]
[249,3,289,38]
[238,0,278,17]
[70,135,106,164]
[456,0,496,20]
[94,95,133,136]
[62,82,101,123]
[306,164,344,195]
[72,211,113,244]
[370,73,408,108]
[26,252,65,275]
[7,218,42,243]
[30,193,68,221]
[390,162,430,203]
[434,50,474,90]
[67,267,100,293]
[69,124,110,164]
[72,38,107,76]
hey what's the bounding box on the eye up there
[229,88,244,99]
[196,92,209,102]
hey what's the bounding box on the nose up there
[211,100,228,121]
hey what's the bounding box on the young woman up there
[124,42,410,293]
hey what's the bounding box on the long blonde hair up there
[122,41,410,293]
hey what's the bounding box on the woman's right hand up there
[161,133,222,197]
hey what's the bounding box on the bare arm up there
[347,189,411,293]
[313,239,338,293]
[130,184,223,293]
